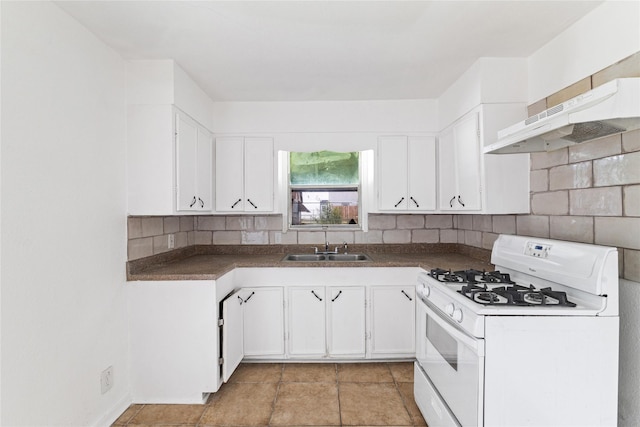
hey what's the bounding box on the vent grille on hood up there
[563,121,626,143]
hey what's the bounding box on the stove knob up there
[445,303,455,316]
[452,308,463,323]
[423,286,430,297]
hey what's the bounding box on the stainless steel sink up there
[327,253,372,261]
[282,253,371,262]
[282,254,327,261]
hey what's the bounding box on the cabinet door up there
[215,137,245,212]
[222,289,244,382]
[195,128,213,210]
[454,113,481,210]
[244,138,274,212]
[370,286,416,356]
[176,113,198,211]
[438,128,458,211]
[241,288,284,356]
[327,287,365,357]
[288,287,326,357]
[407,136,437,211]
[378,136,408,210]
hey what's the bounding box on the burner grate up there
[445,269,577,307]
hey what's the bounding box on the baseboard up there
[93,392,132,427]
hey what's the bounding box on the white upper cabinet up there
[176,112,213,211]
[377,136,437,211]
[438,113,481,211]
[126,60,215,215]
[215,137,274,213]
[127,105,213,215]
[438,104,530,214]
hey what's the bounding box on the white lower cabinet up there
[241,288,285,357]
[221,287,284,379]
[288,286,366,358]
[288,287,326,357]
[370,286,416,357]
[128,269,420,403]
[327,287,366,357]
[128,280,218,403]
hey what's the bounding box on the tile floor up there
[112,362,426,426]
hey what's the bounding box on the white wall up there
[1,2,129,425]
[212,99,438,135]
[528,1,640,102]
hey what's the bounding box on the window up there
[289,151,360,227]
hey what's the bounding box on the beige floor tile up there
[337,363,394,383]
[128,424,198,427]
[339,382,413,426]
[270,382,341,426]
[228,362,283,383]
[397,382,427,426]
[111,404,143,425]
[388,362,414,383]
[127,404,205,425]
[200,382,277,426]
[281,363,337,383]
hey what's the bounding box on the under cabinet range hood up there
[485,78,640,154]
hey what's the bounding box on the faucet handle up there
[343,242,348,254]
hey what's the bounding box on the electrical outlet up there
[168,234,175,249]
[101,366,113,394]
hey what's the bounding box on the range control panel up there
[525,242,552,258]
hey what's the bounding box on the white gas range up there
[414,234,619,427]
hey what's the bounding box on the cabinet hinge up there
[218,319,224,327]
[218,357,224,365]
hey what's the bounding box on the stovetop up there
[428,268,576,307]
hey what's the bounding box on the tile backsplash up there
[127,213,457,260]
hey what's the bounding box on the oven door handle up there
[421,300,484,356]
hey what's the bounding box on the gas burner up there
[523,292,545,304]
[476,291,499,303]
[429,268,464,283]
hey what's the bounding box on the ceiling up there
[56,1,603,102]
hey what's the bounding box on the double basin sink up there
[282,253,372,262]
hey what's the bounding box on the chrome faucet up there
[311,228,339,254]
[323,228,328,253]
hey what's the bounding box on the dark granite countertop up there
[127,244,494,281]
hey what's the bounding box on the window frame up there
[282,150,372,232]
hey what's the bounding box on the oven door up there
[416,297,484,427]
